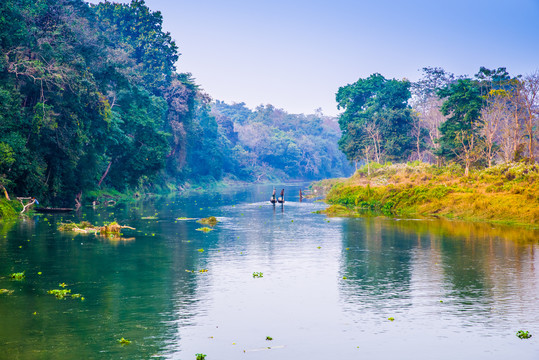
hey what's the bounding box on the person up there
[278,188,285,203]
[270,188,277,204]
[299,189,303,202]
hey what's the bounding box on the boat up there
[35,207,74,213]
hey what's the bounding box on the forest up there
[1,0,537,208]
[337,67,539,174]
[0,0,351,206]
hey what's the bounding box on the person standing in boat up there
[271,188,277,204]
[278,189,284,203]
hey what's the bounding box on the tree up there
[480,90,509,167]
[437,78,484,174]
[411,67,455,164]
[521,72,539,162]
[336,73,415,164]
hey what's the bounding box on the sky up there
[87,0,539,116]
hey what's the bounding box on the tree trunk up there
[0,185,10,200]
[98,160,113,187]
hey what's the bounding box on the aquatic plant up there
[48,289,71,299]
[516,330,532,339]
[59,282,67,288]
[197,216,218,226]
[252,272,263,278]
[9,272,25,280]
[388,317,395,321]
[197,248,204,253]
[118,337,131,345]
[266,336,273,341]
[196,227,214,232]
[0,289,14,295]
[195,354,206,360]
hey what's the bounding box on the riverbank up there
[0,199,21,220]
[316,162,539,228]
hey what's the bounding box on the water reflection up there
[1,185,538,360]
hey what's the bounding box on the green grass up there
[319,162,539,228]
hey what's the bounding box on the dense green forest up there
[1,0,536,209]
[337,67,538,174]
[0,0,351,206]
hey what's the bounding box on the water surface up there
[1,184,538,359]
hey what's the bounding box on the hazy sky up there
[87,0,539,116]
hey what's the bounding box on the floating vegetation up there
[0,289,14,295]
[58,221,135,240]
[388,317,395,321]
[58,221,96,232]
[48,289,71,299]
[141,216,158,220]
[10,272,25,280]
[252,272,263,278]
[266,336,273,341]
[185,269,208,273]
[47,285,84,300]
[516,330,532,339]
[197,248,204,253]
[317,246,321,249]
[177,217,196,221]
[118,337,131,345]
[342,276,347,279]
[195,354,206,360]
[197,216,218,226]
[196,227,214,232]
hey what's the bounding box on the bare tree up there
[521,72,539,162]
[480,90,509,167]
[365,121,382,163]
[454,130,481,176]
[411,67,455,164]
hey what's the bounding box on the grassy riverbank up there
[0,199,21,220]
[317,162,539,228]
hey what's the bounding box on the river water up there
[0,184,538,359]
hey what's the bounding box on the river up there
[0,184,538,359]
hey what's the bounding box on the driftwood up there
[17,197,36,214]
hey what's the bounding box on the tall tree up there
[411,67,455,164]
[336,73,415,165]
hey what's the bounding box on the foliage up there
[516,330,532,339]
[336,74,415,163]
[266,336,273,341]
[321,162,539,227]
[197,216,218,226]
[252,272,263,278]
[9,272,25,280]
[211,101,353,181]
[0,199,19,219]
[47,289,71,299]
[195,354,206,360]
[118,337,132,345]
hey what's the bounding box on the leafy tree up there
[336,73,415,164]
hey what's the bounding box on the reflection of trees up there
[339,217,539,324]
[0,202,201,359]
[339,218,416,309]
